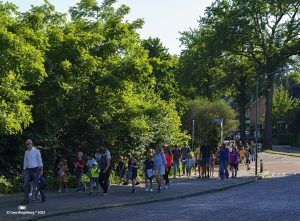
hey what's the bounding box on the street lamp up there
[192,119,195,151]
[255,68,293,175]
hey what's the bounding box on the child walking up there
[116,156,126,185]
[164,148,173,189]
[87,154,97,190]
[128,155,138,193]
[230,146,239,178]
[144,152,154,192]
[74,152,85,192]
[187,153,194,178]
[239,147,246,164]
[57,159,69,192]
[89,162,100,195]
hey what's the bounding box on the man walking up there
[195,144,202,178]
[181,142,190,176]
[250,141,255,162]
[219,143,229,180]
[22,139,46,204]
[172,144,181,178]
[200,141,211,178]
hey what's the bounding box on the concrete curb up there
[36,176,262,220]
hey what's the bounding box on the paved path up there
[1,152,299,221]
[0,172,259,221]
[50,175,300,221]
[257,152,300,175]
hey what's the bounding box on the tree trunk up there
[238,78,246,145]
[263,75,274,150]
[239,105,246,144]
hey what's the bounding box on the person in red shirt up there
[73,152,85,192]
[164,147,173,189]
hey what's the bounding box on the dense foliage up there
[0,0,187,186]
[1,0,300,193]
[182,98,237,149]
[178,0,300,149]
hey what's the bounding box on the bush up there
[182,98,237,147]
[0,176,12,193]
[0,169,148,194]
[10,176,23,193]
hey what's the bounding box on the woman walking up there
[229,146,239,178]
[98,145,111,196]
[154,145,167,193]
[164,148,173,189]
[57,159,69,192]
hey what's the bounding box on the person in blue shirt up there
[218,143,229,180]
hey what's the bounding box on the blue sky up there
[7,0,214,54]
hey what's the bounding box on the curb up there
[36,177,262,220]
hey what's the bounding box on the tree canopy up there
[178,0,300,148]
[0,0,187,178]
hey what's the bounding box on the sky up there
[6,0,214,55]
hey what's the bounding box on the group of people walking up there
[218,140,255,179]
[21,138,256,205]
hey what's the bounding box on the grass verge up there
[264,150,300,157]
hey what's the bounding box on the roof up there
[220,94,237,109]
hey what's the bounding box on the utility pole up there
[192,119,195,151]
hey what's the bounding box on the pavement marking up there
[265,172,300,178]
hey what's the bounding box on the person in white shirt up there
[22,139,46,204]
[95,147,112,162]
[95,146,112,191]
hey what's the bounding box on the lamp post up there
[192,119,195,151]
[255,68,293,175]
[255,76,259,175]
[220,118,224,143]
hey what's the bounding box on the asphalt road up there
[48,175,300,221]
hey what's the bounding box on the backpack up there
[37,175,48,191]
[99,154,108,170]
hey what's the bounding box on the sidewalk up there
[0,166,261,221]
[272,145,300,154]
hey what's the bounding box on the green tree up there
[200,0,300,149]
[182,98,236,149]
[178,28,223,100]
[281,72,300,89]
[0,1,50,176]
[273,85,300,123]
[142,37,185,114]
[213,55,256,143]
[0,2,47,136]
[178,17,256,143]
[273,85,300,145]
[18,0,187,171]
